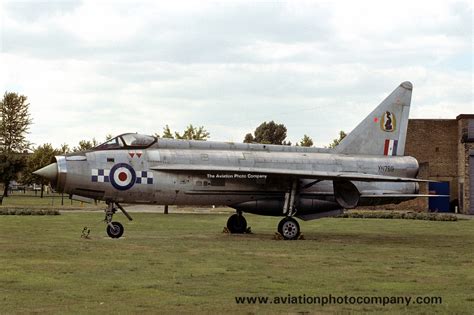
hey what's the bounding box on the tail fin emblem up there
[381,111,396,132]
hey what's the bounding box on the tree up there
[329,131,347,148]
[244,121,287,145]
[243,133,254,143]
[73,138,98,152]
[0,92,32,196]
[23,144,60,198]
[175,124,210,140]
[299,134,313,147]
[162,125,173,138]
[156,124,210,141]
[0,154,26,197]
[58,143,70,154]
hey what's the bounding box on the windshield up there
[95,137,124,150]
[95,133,156,150]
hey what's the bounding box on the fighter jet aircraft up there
[35,81,431,239]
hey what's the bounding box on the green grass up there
[0,213,473,314]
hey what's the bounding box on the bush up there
[337,211,457,221]
[0,208,60,216]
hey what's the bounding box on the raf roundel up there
[110,163,137,191]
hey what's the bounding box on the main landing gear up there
[104,202,133,239]
[226,212,247,234]
[227,180,304,240]
[278,217,300,240]
[278,178,301,240]
[226,212,301,240]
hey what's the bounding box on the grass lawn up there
[0,212,473,314]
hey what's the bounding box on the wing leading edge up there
[150,164,432,183]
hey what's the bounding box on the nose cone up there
[33,163,58,181]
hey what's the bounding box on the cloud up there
[0,0,472,148]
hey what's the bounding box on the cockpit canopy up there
[94,133,156,150]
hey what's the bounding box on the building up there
[400,115,474,214]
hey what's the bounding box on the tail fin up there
[335,81,412,156]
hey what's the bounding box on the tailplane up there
[335,81,412,156]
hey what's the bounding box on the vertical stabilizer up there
[335,81,412,156]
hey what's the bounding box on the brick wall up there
[405,119,458,179]
[391,119,458,211]
[458,116,474,214]
[460,144,474,213]
[361,117,472,212]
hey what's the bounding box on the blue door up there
[429,182,450,212]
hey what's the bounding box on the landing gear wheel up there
[106,221,124,239]
[278,217,300,240]
[226,214,247,234]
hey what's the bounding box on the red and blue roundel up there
[110,163,136,191]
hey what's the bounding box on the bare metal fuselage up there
[56,139,419,217]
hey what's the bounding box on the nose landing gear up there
[106,221,124,238]
[104,202,133,239]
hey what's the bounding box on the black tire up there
[226,214,247,234]
[106,221,124,239]
[278,217,300,240]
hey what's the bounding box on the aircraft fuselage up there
[53,139,419,217]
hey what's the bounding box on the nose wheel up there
[278,217,300,240]
[106,221,124,238]
[104,202,133,239]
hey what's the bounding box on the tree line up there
[0,91,346,197]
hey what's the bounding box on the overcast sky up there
[1,0,472,148]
